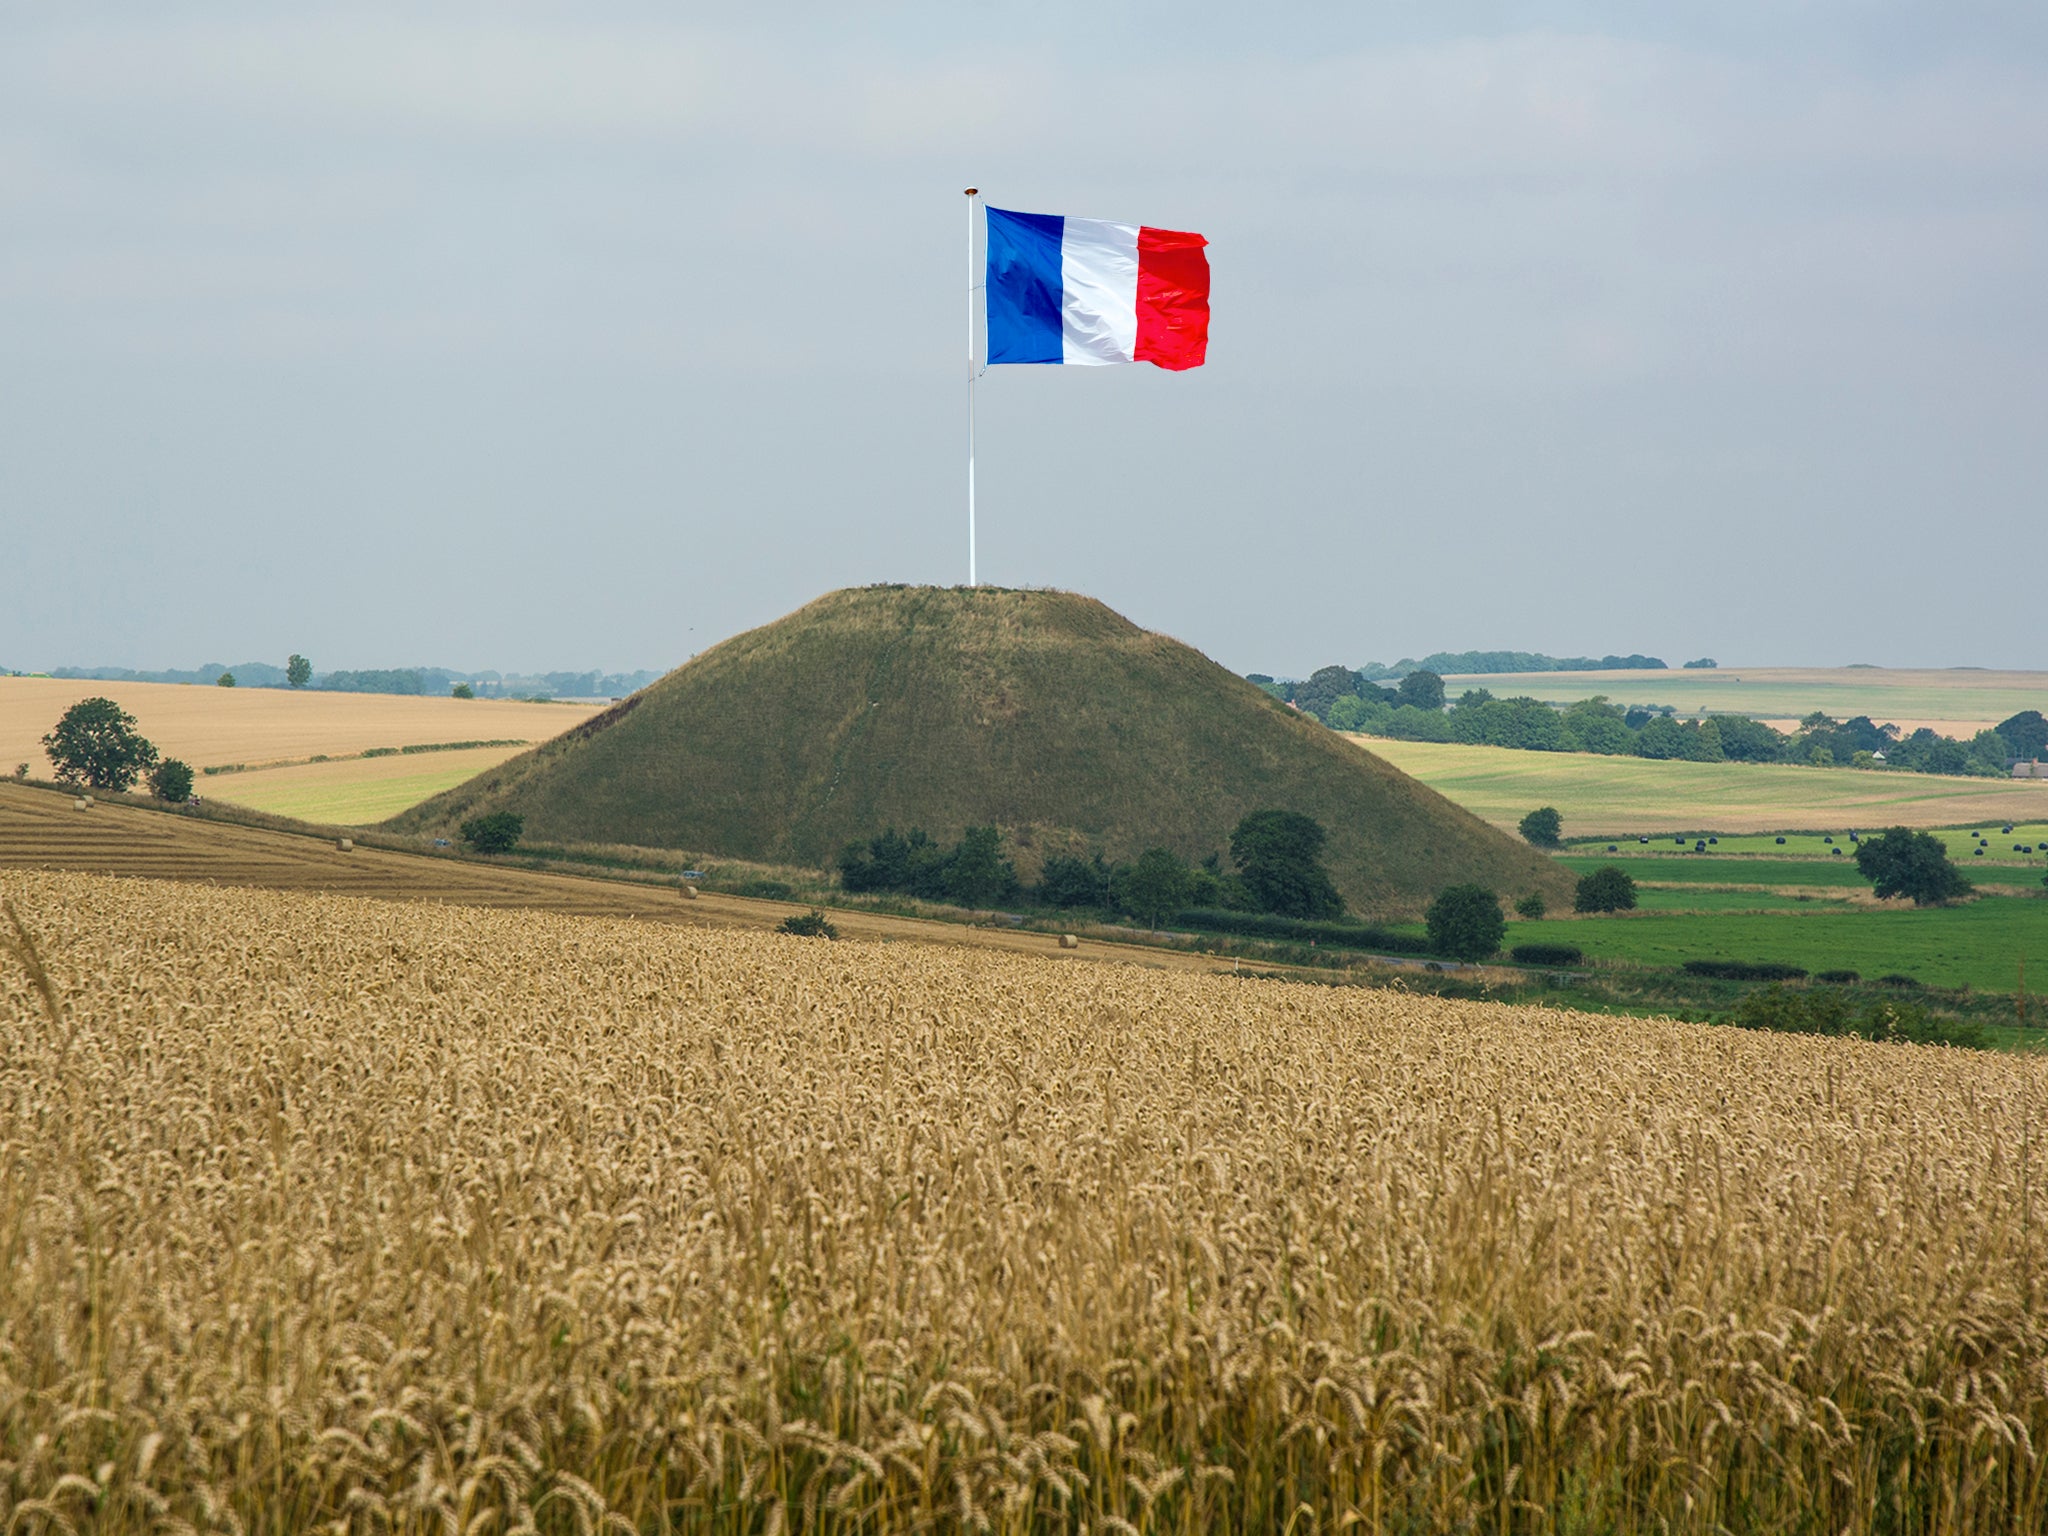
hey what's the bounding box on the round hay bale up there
[1059,934,1080,949]
[677,883,698,900]
[336,838,354,852]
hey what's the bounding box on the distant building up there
[2015,760,2046,779]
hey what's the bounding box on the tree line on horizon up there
[1262,665,2045,777]
[14,657,660,700]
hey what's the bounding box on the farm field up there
[1357,736,2048,836]
[0,781,1217,974]
[1518,896,2043,992]
[4,869,2045,1534]
[0,674,601,773]
[197,744,530,823]
[1433,663,2046,735]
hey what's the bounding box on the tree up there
[1518,806,1563,846]
[42,697,159,791]
[1426,885,1504,960]
[149,758,194,803]
[1120,848,1194,930]
[1574,866,1637,913]
[1397,669,1445,712]
[451,683,475,699]
[1229,810,1345,919]
[286,654,312,689]
[1038,852,1111,909]
[1515,892,1547,919]
[1995,710,2048,760]
[1854,825,1972,906]
[216,671,236,687]
[944,826,1018,907]
[460,811,524,855]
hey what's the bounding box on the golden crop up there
[3,869,2046,1534]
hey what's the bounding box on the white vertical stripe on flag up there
[1059,217,1139,364]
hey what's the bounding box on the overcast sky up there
[4,2,2045,676]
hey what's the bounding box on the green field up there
[1558,853,1868,887]
[200,746,528,825]
[1359,737,2048,836]
[1514,896,2044,993]
[1430,664,2045,730]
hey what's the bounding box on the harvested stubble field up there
[4,872,2047,1534]
[0,676,600,775]
[1431,666,2046,738]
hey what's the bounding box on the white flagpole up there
[965,187,978,587]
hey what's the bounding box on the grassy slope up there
[1359,737,2048,836]
[392,587,1575,919]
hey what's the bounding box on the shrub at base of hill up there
[1726,984,1987,1048]
[1854,826,1973,906]
[1683,960,1808,982]
[1518,806,1562,847]
[42,697,159,792]
[1575,866,1638,913]
[837,826,1021,908]
[1426,885,1506,961]
[1230,810,1345,920]
[1515,892,1546,919]
[1511,942,1584,966]
[149,758,195,804]
[1171,909,1433,954]
[459,812,525,856]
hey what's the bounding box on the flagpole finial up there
[964,187,978,196]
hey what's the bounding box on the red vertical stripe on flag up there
[1133,226,1210,370]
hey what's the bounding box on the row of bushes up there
[1169,908,1433,954]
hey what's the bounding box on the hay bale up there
[336,838,353,852]
[1059,934,1079,950]
[73,797,89,811]
[677,884,698,900]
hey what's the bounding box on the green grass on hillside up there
[1557,854,1868,887]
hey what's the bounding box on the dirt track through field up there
[0,782,1222,972]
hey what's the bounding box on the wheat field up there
[0,677,600,775]
[4,871,2046,1534]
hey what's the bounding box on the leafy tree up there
[1515,892,1546,919]
[1715,716,1786,763]
[1995,710,2048,760]
[1229,810,1345,919]
[1293,665,1361,721]
[1574,866,1637,913]
[1425,884,1504,960]
[1518,806,1563,846]
[42,697,159,791]
[1324,693,1389,733]
[459,811,524,855]
[1854,825,1971,906]
[944,826,1018,907]
[216,671,236,687]
[1119,848,1194,929]
[286,654,312,689]
[149,758,194,803]
[1397,670,1445,712]
[1037,852,1112,908]
[451,683,475,699]
[778,909,838,939]
[1633,716,1690,759]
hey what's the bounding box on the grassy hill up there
[390,586,1574,917]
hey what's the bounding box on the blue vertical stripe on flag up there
[985,207,1065,365]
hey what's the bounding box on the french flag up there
[984,205,1210,371]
